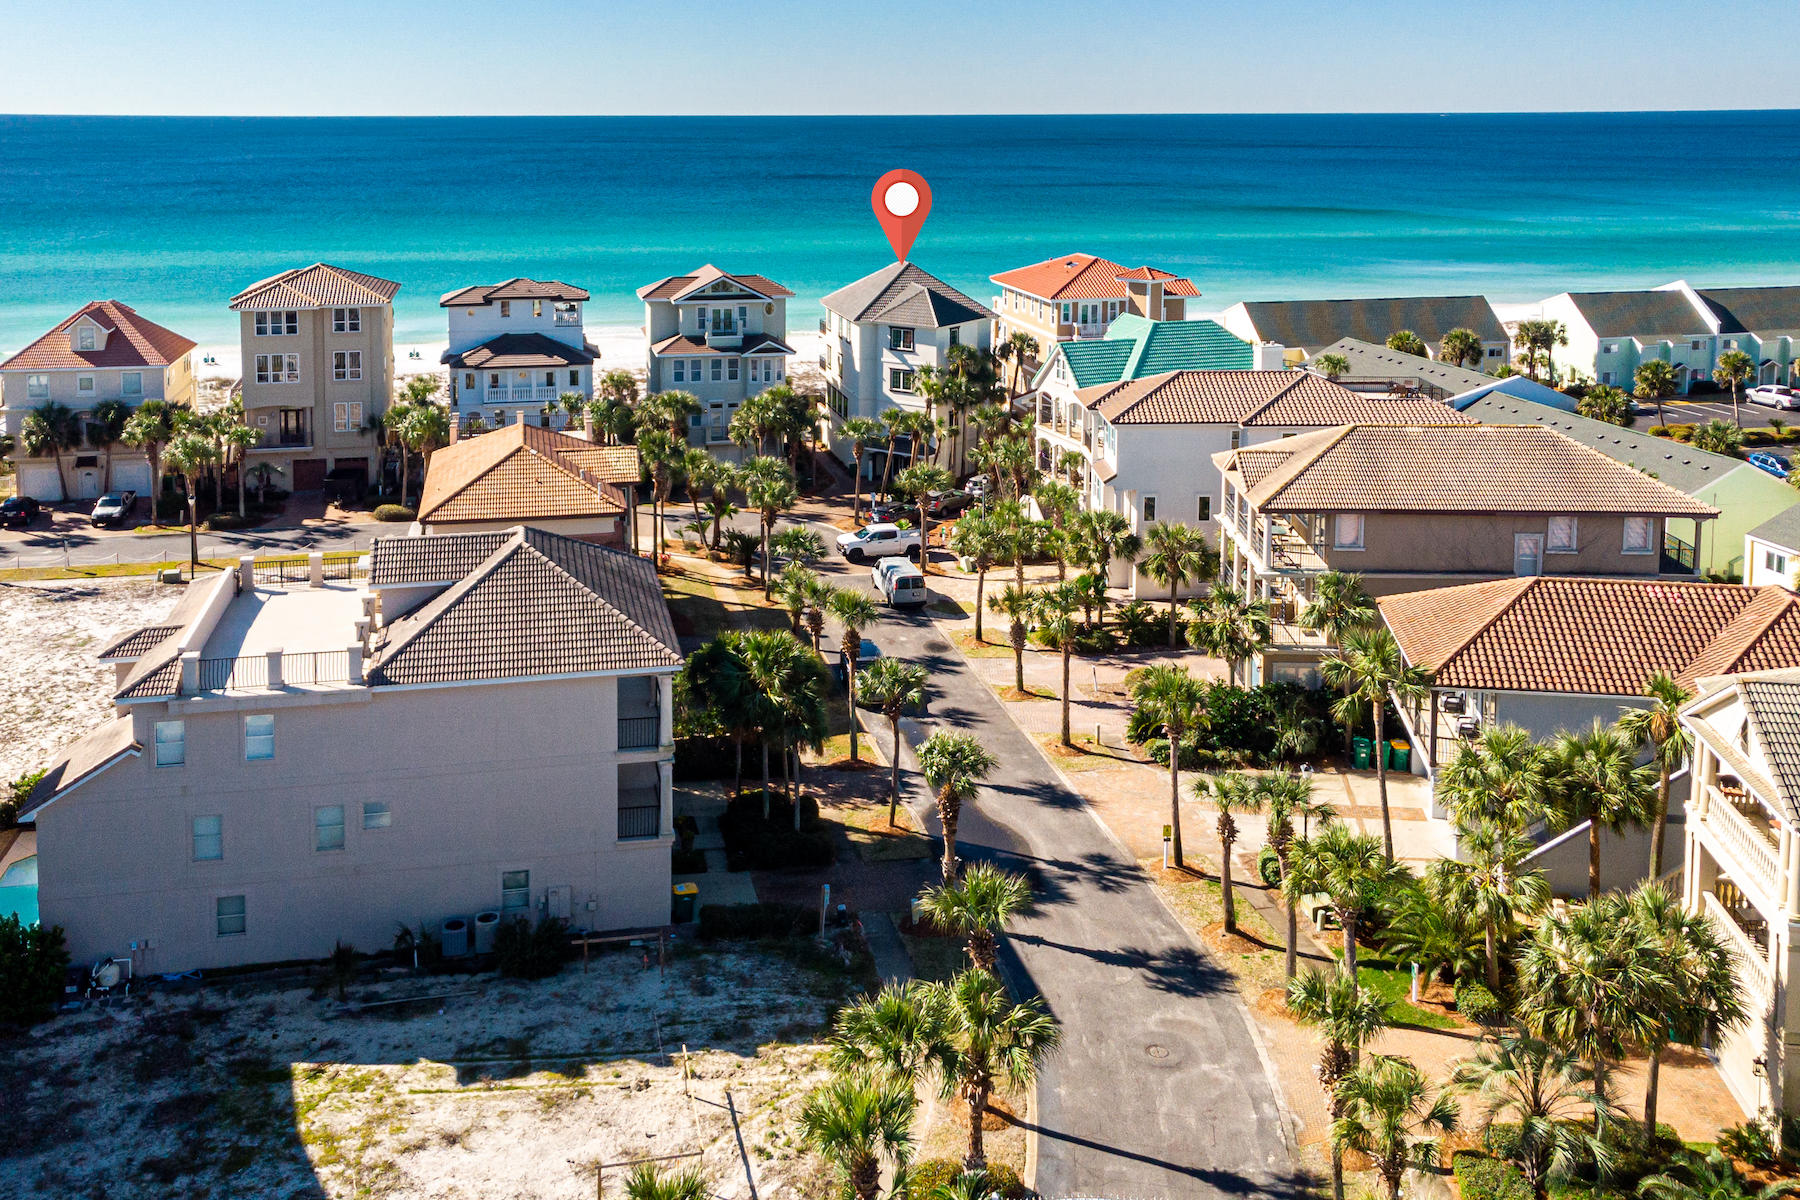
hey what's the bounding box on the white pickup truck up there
[835,522,922,563]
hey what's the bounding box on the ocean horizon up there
[4,110,1800,355]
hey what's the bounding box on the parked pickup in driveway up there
[90,490,138,528]
[872,558,928,606]
[836,523,921,563]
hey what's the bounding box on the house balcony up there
[705,329,743,349]
[1072,322,1107,339]
[477,385,562,408]
[1702,887,1774,1000]
[617,760,665,841]
[1700,782,1784,906]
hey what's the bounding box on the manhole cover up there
[1146,1044,1170,1060]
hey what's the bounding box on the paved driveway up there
[865,594,1299,1199]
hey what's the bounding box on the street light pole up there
[186,489,198,579]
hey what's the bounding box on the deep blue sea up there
[4,112,1800,352]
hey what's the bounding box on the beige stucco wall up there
[1309,512,1672,580]
[239,305,391,480]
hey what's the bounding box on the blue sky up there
[3,0,1797,116]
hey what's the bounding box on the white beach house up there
[637,265,796,452]
[441,279,598,428]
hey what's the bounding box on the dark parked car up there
[90,490,138,527]
[0,496,41,528]
[867,499,910,524]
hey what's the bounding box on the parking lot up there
[1636,396,1799,464]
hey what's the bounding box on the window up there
[216,895,246,937]
[26,375,48,399]
[464,372,476,390]
[568,369,579,386]
[122,371,143,396]
[1229,429,1241,450]
[154,720,185,767]
[1724,338,1737,350]
[1060,302,1073,323]
[500,300,511,318]
[244,714,274,761]
[361,801,391,830]
[888,327,915,352]
[1142,496,1157,522]
[254,311,298,336]
[888,368,916,393]
[1600,371,1614,385]
[1547,516,1578,553]
[254,354,299,384]
[501,869,530,916]
[672,360,685,383]
[727,359,739,381]
[192,815,222,862]
[1515,533,1544,577]
[737,305,748,331]
[532,299,542,318]
[1333,515,1365,550]
[1622,516,1655,554]
[949,326,961,347]
[1601,343,1616,355]
[1486,347,1503,358]
[332,307,361,333]
[488,372,502,390]
[689,358,702,381]
[1691,340,1704,351]
[76,375,95,395]
[332,350,362,381]
[1197,496,1211,521]
[1767,550,1789,575]
[542,370,556,388]
[710,358,723,382]
[332,401,363,433]
[314,805,346,852]
[76,325,96,351]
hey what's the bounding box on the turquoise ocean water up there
[3,111,1800,352]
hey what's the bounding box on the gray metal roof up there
[1458,394,1739,495]
[820,262,994,328]
[1697,286,1800,338]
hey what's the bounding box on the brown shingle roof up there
[990,253,1199,302]
[438,278,589,307]
[1,301,196,372]
[367,527,680,686]
[820,262,995,328]
[649,333,795,358]
[1235,295,1506,348]
[1379,577,1800,696]
[444,333,597,370]
[20,716,140,820]
[97,624,183,661]
[636,265,794,302]
[228,263,401,311]
[418,423,636,525]
[1076,369,1472,427]
[1218,425,1718,516]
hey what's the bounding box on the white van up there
[872,558,928,607]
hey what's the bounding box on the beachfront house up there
[1037,369,1466,597]
[417,421,638,544]
[819,261,995,478]
[1748,508,1800,590]
[988,253,1199,374]
[1218,295,1510,367]
[228,263,399,493]
[1210,423,1719,686]
[637,266,795,454]
[1533,282,1800,392]
[1681,666,1800,1120]
[440,279,597,430]
[0,300,196,502]
[21,526,681,972]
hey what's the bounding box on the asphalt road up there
[862,589,1298,1199]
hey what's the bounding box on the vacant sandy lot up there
[0,578,171,784]
[0,941,857,1200]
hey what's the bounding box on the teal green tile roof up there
[1037,315,1254,389]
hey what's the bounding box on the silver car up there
[1748,384,1800,410]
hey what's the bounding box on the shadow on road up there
[1007,932,1233,999]
[1019,1116,1321,1197]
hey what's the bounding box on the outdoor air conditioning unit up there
[1457,717,1481,739]
[1440,693,1466,714]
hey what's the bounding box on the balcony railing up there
[1703,784,1783,902]
[617,787,661,840]
[1702,889,1773,999]
[481,386,561,407]
[193,649,352,693]
[618,715,661,750]
[271,429,311,448]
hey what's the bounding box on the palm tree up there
[1635,359,1679,426]
[121,399,177,505]
[859,658,928,828]
[1071,509,1140,623]
[1386,330,1428,358]
[839,415,886,522]
[1140,521,1216,646]
[163,431,215,573]
[1288,968,1391,1200]
[1186,584,1274,687]
[828,589,880,763]
[640,388,702,440]
[1314,353,1351,381]
[1130,664,1208,869]
[1516,319,1570,383]
[1577,384,1631,426]
[21,400,80,498]
[221,422,261,517]
[918,731,997,880]
[1616,672,1694,880]
[876,407,911,501]
[1691,418,1744,456]
[987,583,1036,694]
[87,398,131,491]
[1627,883,1747,1133]
[949,512,1000,641]
[934,968,1061,1171]
[773,560,817,635]
[1438,724,1553,833]
[1003,330,1040,395]
[1715,348,1756,427]
[828,978,952,1086]
[1331,1054,1458,1200]
[1286,823,1401,979]
[801,574,836,653]
[621,1162,710,1200]
[738,629,827,819]
[799,1072,916,1200]
[1449,1035,1608,1200]
[1031,583,1083,746]
[1258,770,1335,980]
[637,428,681,564]
[1549,720,1656,900]
[917,863,1032,973]
[1321,627,1427,862]
[1300,571,1377,752]
[1430,820,1550,991]
[1638,1149,1800,1200]
[895,462,954,575]
[1195,771,1264,938]
[742,456,798,598]
[1440,327,1485,368]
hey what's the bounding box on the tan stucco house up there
[416,422,639,543]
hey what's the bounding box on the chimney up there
[448,411,461,444]
[581,409,596,442]
[516,409,527,429]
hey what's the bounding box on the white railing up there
[1703,889,1774,999]
[480,386,561,407]
[1704,786,1783,904]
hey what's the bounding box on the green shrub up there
[697,902,820,941]
[1257,845,1282,887]
[1455,980,1504,1025]
[1719,1120,1779,1167]
[1,769,44,828]
[1454,1153,1531,1200]
[717,791,834,871]
[1114,600,1164,647]
[493,915,571,980]
[0,915,70,1025]
[901,1160,1028,1199]
[201,512,256,531]
[373,504,416,523]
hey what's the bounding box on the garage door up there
[16,464,61,502]
[291,459,328,491]
[110,460,153,495]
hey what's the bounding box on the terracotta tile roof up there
[1379,577,1800,696]
[1235,295,1506,348]
[1217,425,1718,516]
[990,253,1199,301]
[438,278,589,307]
[228,263,401,311]
[820,262,994,328]
[418,423,636,525]
[20,716,140,820]
[367,527,681,686]
[96,623,183,661]
[369,530,514,586]
[1074,369,1471,427]
[636,264,794,302]
[649,333,795,358]
[0,301,196,372]
[443,333,597,370]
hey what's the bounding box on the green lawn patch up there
[1335,952,1461,1030]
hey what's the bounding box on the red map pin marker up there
[872,169,932,262]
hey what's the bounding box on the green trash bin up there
[1352,737,1373,769]
[671,882,698,923]
[1388,740,1411,773]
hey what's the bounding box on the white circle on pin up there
[883,181,920,218]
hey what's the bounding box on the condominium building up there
[1219,295,1510,366]
[637,266,795,451]
[22,526,681,972]
[441,279,597,429]
[1535,282,1800,392]
[989,253,1198,367]
[228,263,399,491]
